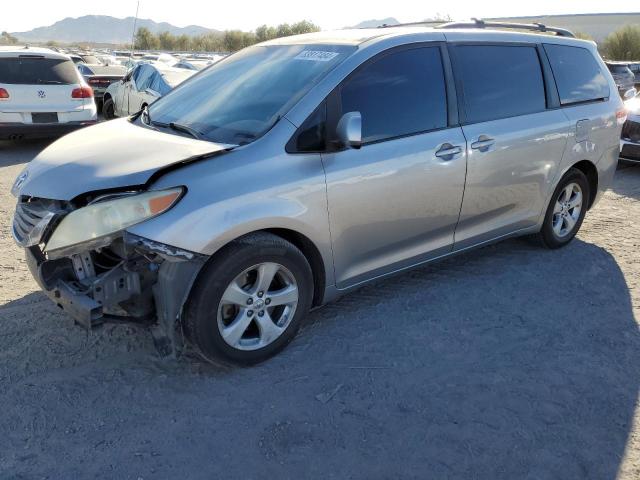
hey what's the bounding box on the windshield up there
[148,44,355,145]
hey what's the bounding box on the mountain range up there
[10,13,640,45]
[12,15,218,45]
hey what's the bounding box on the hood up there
[15,118,235,201]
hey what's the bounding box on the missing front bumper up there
[25,234,207,353]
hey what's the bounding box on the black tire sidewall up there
[185,238,313,365]
[540,168,590,248]
[102,98,115,119]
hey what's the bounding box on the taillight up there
[71,86,93,99]
[617,108,628,126]
[0,88,9,100]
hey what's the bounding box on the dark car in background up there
[629,62,640,87]
[620,93,640,162]
[606,62,636,95]
[76,63,126,108]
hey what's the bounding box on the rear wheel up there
[102,97,115,120]
[536,168,590,249]
[184,233,313,365]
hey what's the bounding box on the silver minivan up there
[11,23,624,365]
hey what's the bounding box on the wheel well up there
[571,160,598,209]
[263,228,326,307]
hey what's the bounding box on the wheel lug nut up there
[258,311,264,317]
[257,291,264,298]
[247,298,253,305]
[265,298,271,305]
[247,310,254,317]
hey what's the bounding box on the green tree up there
[175,34,191,51]
[574,31,594,41]
[0,31,18,45]
[134,27,159,50]
[255,24,277,42]
[289,20,321,35]
[603,25,640,60]
[223,30,246,52]
[158,31,176,50]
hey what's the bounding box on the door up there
[126,64,154,114]
[321,45,468,288]
[449,44,570,249]
[115,67,134,116]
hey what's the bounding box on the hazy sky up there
[3,0,638,32]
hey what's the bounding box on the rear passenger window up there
[340,47,447,144]
[453,45,546,124]
[544,44,609,105]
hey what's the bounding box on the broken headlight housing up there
[44,187,183,253]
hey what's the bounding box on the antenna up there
[129,0,140,60]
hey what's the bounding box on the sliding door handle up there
[471,135,495,152]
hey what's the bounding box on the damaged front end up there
[14,193,206,356]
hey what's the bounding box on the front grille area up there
[622,119,640,143]
[12,198,64,247]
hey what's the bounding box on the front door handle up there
[435,143,463,160]
[471,135,495,152]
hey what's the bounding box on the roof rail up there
[377,20,447,28]
[437,18,575,38]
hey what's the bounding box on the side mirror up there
[336,111,362,149]
[623,88,637,101]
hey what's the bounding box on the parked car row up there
[621,92,640,162]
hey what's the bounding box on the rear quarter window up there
[0,56,80,85]
[544,44,610,105]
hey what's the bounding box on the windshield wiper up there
[168,122,203,140]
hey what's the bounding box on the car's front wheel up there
[184,233,313,365]
[537,168,590,249]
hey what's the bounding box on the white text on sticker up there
[295,51,340,62]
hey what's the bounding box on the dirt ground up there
[0,138,639,480]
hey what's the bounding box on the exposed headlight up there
[44,187,183,253]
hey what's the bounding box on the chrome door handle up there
[435,144,462,160]
[471,136,495,152]
[471,135,496,152]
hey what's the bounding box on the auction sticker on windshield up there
[294,51,340,62]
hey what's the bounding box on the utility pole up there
[129,0,140,58]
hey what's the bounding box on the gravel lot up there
[1,138,639,479]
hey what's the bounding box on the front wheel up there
[537,168,590,249]
[184,233,314,365]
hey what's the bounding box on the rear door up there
[0,55,85,122]
[449,43,570,249]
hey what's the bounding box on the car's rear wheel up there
[537,168,590,249]
[184,233,313,365]
[102,97,115,120]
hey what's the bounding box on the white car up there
[102,63,195,119]
[0,47,97,140]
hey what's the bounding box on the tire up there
[536,168,590,249]
[184,232,314,366]
[102,97,115,120]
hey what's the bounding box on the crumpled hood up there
[14,118,234,200]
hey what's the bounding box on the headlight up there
[44,187,183,252]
